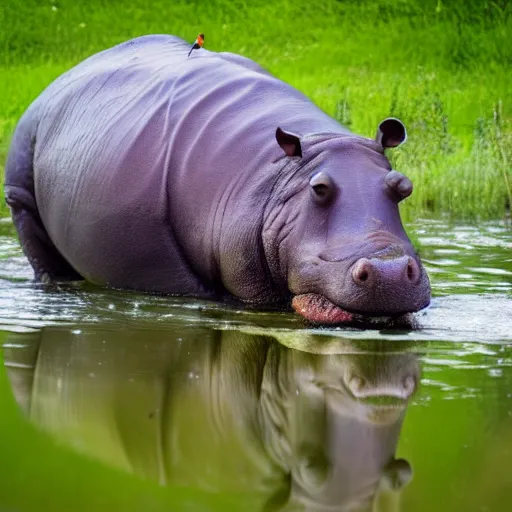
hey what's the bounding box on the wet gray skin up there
[4,34,430,324]
[278,135,430,320]
[4,326,419,511]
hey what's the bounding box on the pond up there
[0,216,511,512]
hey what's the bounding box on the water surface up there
[0,217,511,511]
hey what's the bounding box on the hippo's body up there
[5,35,430,323]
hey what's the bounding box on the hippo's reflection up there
[4,325,420,511]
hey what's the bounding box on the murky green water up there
[0,217,511,511]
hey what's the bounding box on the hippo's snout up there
[289,241,431,324]
[347,255,430,315]
[352,256,421,287]
[347,373,417,401]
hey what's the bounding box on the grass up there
[0,0,511,219]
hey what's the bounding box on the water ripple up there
[0,217,510,344]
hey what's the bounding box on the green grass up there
[1,0,511,219]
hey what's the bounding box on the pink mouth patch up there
[292,293,355,324]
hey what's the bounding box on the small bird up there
[188,33,204,57]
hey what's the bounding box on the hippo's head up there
[265,118,430,324]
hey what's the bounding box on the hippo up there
[3,324,419,511]
[4,34,430,324]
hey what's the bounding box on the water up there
[0,216,511,511]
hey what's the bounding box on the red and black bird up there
[188,33,204,57]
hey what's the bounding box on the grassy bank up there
[1,0,511,219]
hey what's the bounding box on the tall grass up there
[0,0,510,219]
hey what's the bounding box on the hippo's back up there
[28,36,201,290]
[12,35,345,293]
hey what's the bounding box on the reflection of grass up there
[0,0,510,219]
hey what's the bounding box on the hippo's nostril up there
[406,257,420,284]
[352,258,373,285]
[402,375,416,397]
[348,375,366,395]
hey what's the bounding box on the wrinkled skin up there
[4,326,419,511]
[4,35,430,324]
[280,137,429,321]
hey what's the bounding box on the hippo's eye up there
[384,170,413,202]
[309,172,334,205]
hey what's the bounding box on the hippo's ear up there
[276,127,302,157]
[376,118,407,148]
[380,458,413,491]
[373,459,412,512]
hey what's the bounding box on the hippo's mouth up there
[292,293,355,324]
[291,293,408,326]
